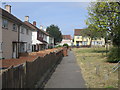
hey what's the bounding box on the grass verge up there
[73,47,118,88]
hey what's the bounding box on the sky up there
[1,2,90,37]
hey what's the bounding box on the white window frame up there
[13,24,17,31]
[2,19,8,29]
[21,26,24,34]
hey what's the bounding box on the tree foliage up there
[86,1,120,47]
[46,24,62,44]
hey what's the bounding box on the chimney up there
[5,5,11,13]
[40,25,43,29]
[44,28,46,31]
[24,16,29,22]
[33,21,36,26]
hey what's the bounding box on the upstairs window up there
[2,19,8,28]
[13,24,17,31]
[21,27,24,34]
[26,29,29,35]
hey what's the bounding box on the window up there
[28,44,31,50]
[2,19,8,28]
[13,24,17,31]
[26,29,29,35]
[21,27,24,34]
[0,42,2,51]
[77,36,79,39]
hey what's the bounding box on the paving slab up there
[44,50,86,88]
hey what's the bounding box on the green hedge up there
[107,47,120,63]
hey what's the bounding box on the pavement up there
[44,50,86,88]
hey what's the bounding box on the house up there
[73,29,105,46]
[0,5,23,59]
[43,28,54,48]
[24,21,51,51]
[19,16,35,54]
[47,35,54,48]
[0,5,36,59]
[60,35,72,46]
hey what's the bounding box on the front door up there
[13,43,17,58]
[76,41,79,46]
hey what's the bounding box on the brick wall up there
[1,48,63,88]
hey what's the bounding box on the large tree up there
[86,1,120,62]
[46,24,62,45]
[86,1,120,47]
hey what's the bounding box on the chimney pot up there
[25,16,29,22]
[40,25,43,29]
[5,5,11,13]
[33,21,36,26]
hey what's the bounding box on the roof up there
[1,8,35,30]
[74,29,83,36]
[24,21,37,30]
[0,8,23,25]
[24,21,50,36]
[62,35,72,40]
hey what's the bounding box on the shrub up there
[107,47,120,63]
[55,45,62,48]
[48,45,53,49]
[63,43,69,48]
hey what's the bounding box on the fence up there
[1,49,63,88]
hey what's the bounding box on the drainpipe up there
[18,25,21,58]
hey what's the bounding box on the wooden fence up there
[1,49,63,88]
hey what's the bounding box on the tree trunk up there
[89,38,93,47]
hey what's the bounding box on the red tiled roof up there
[62,35,72,40]
[74,29,83,36]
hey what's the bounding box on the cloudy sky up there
[1,2,90,37]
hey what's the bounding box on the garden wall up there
[1,49,63,88]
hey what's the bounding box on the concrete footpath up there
[44,50,86,88]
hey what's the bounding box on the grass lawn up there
[73,47,118,88]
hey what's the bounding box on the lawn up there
[73,47,118,88]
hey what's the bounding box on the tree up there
[86,1,120,62]
[46,24,62,45]
[86,1,120,47]
[82,24,103,46]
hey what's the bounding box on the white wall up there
[32,31,42,45]
[60,39,72,46]
[20,26,32,53]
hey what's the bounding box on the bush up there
[107,47,120,63]
[55,45,62,48]
[63,43,69,48]
[48,45,53,49]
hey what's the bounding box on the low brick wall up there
[1,48,63,88]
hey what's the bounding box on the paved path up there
[44,50,86,88]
